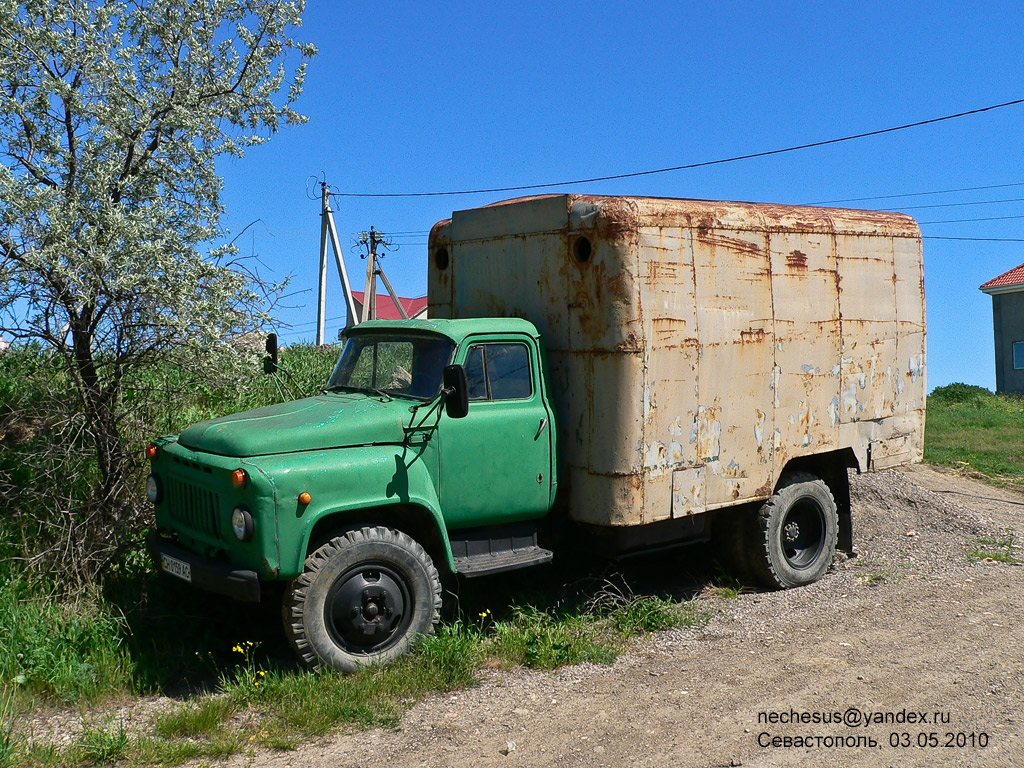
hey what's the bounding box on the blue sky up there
[217,0,1024,391]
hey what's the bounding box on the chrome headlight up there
[231,506,254,542]
[146,474,161,504]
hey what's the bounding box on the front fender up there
[251,444,452,578]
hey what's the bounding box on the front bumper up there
[147,530,261,603]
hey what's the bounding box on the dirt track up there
[227,465,1023,768]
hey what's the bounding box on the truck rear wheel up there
[745,473,838,589]
[283,526,442,672]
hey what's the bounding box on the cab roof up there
[346,317,540,345]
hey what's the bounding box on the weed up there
[153,697,236,739]
[0,686,21,768]
[76,719,129,765]
[0,576,133,704]
[863,569,892,585]
[257,667,403,737]
[706,566,749,600]
[132,731,242,765]
[486,605,620,669]
[401,623,481,692]
[220,640,269,705]
[970,532,1018,564]
[610,596,708,638]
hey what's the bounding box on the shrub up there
[928,382,992,404]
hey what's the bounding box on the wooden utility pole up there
[361,227,382,323]
[356,227,409,322]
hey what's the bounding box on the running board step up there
[454,546,553,577]
[449,522,553,577]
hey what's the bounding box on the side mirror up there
[263,333,279,375]
[442,364,469,419]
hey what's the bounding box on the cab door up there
[439,337,553,529]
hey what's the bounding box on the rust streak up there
[786,249,808,270]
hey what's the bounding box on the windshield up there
[325,333,454,400]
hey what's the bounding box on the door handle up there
[535,417,548,440]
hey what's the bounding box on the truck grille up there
[166,476,221,540]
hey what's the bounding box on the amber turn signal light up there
[298,492,312,505]
[232,468,249,489]
[146,443,158,460]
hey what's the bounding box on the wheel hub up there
[326,567,407,651]
[780,497,827,570]
[784,521,800,543]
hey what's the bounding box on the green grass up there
[76,720,130,766]
[0,687,20,768]
[0,577,134,704]
[704,565,750,600]
[925,383,1024,483]
[969,533,1018,564]
[152,698,236,739]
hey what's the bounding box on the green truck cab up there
[147,318,558,670]
[149,194,927,672]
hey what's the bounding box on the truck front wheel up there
[283,526,442,672]
[745,473,838,589]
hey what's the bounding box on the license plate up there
[161,554,192,583]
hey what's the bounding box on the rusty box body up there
[428,195,926,528]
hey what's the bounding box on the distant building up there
[345,291,428,329]
[980,262,1024,393]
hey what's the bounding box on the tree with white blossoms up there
[0,0,315,578]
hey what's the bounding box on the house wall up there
[992,291,1024,393]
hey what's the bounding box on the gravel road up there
[215,465,1023,768]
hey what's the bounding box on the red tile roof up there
[980,262,1024,292]
[351,291,428,320]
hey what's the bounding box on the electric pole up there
[316,182,358,345]
[360,227,384,323]
[354,226,409,322]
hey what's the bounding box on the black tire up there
[745,472,838,589]
[283,526,442,672]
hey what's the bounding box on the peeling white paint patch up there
[644,441,667,476]
[770,365,782,408]
[669,416,684,436]
[754,409,766,446]
[909,354,924,382]
[696,404,722,462]
[801,363,819,374]
[828,396,840,428]
[667,440,685,466]
[840,357,861,414]
[799,401,811,424]
[671,466,706,516]
[723,459,745,478]
[773,428,782,454]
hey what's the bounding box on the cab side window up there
[463,343,532,401]
[465,346,488,400]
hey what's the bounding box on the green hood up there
[178,394,408,457]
